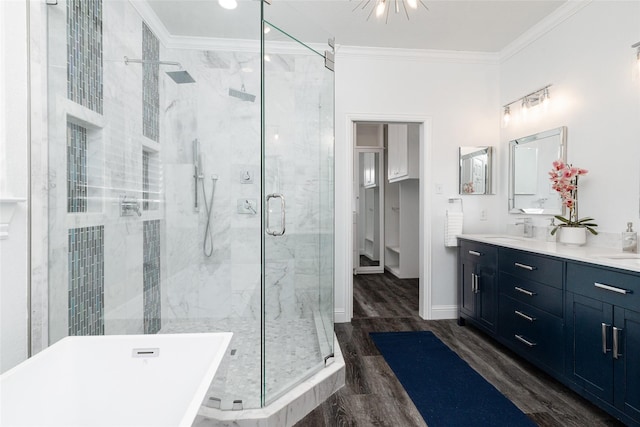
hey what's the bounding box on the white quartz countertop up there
[458,234,640,274]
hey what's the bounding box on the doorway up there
[352,120,422,302]
[344,114,432,322]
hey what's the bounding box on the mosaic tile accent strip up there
[68,226,104,336]
[143,220,161,334]
[67,122,87,213]
[142,22,160,142]
[143,151,150,210]
[67,0,103,114]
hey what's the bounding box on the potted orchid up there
[548,160,598,244]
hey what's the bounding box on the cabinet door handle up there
[613,326,622,360]
[514,310,536,322]
[514,334,537,347]
[514,286,536,297]
[601,322,611,354]
[472,273,479,293]
[594,282,631,295]
[514,262,536,271]
[468,250,482,257]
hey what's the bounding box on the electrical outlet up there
[480,209,488,221]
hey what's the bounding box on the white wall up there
[499,1,640,235]
[333,48,501,321]
[0,0,29,373]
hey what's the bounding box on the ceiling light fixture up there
[633,41,640,73]
[502,84,552,127]
[218,0,237,10]
[353,0,428,23]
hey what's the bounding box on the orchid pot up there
[548,160,597,245]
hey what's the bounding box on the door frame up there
[344,113,433,321]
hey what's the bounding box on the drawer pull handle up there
[514,262,536,271]
[514,334,537,347]
[601,323,611,354]
[594,282,631,295]
[514,286,536,297]
[514,310,535,322]
[613,326,622,360]
[468,250,482,256]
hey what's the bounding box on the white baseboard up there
[430,305,458,320]
[334,310,348,324]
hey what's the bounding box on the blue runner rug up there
[369,331,537,427]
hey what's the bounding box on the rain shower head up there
[166,71,195,84]
[229,84,256,102]
[124,56,195,84]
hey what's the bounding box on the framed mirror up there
[508,126,567,214]
[459,146,493,195]
[355,150,384,273]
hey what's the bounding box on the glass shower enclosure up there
[37,0,334,411]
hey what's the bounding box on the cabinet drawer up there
[499,272,563,317]
[567,262,640,310]
[499,249,563,288]
[460,241,497,266]
[499,295,563,373]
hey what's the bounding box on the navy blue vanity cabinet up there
[497,248,565,375]
[458,240,498,334]
[566,262,640,425]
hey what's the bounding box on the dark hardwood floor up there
[295,272,625,427]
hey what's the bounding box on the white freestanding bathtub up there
[0,333,232,427]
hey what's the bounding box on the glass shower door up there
[262,21,334,404]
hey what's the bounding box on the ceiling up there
[147,0,567,52]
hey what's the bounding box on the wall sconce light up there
[502,84,552,127]
[502,106,511,127]
[633,41,640,73]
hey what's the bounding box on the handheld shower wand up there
[193,139,203,211]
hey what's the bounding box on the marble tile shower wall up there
[160,47,332,325]
[47,1,165,342]
[160,47,261,323]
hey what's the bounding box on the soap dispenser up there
[547,218,557,242]
[622,222,637,253]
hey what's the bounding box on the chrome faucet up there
[515,217,533,238]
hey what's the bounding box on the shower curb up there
[194,334,345,427]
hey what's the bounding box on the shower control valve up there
[237,199,257,215]
[240,169,254,184]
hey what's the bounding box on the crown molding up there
[499,0,592,62]
[336,45,499,65]
[129,0,172,45]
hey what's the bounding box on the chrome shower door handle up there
[266,193,286,236]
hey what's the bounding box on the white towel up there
[445,211,464,247]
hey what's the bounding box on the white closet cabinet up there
[387,124,418,183]
[384,175,419,279]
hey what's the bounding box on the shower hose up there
[201,176,217,257]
